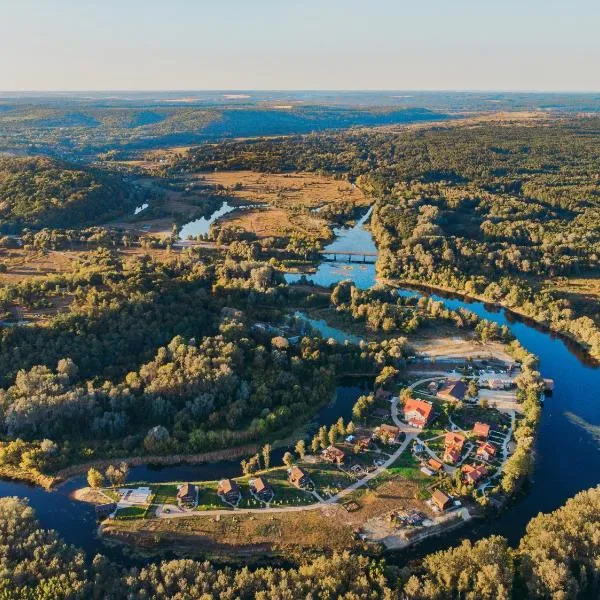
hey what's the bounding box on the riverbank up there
[380,277,600,366]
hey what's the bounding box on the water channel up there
[0,206,598,564]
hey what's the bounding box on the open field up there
[103,503,356,556]
[201,170,369,240]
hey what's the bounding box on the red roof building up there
[476,442,497,461]
[472,422,491,439]
[403,398,434,428]
[462,464,487,484]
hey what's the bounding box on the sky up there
[1,0,599,91]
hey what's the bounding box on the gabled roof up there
[404,398,433,420]
[253,476,270,493]
[444,432,465,449]
[428,458,443,471]
[462,464,487,483]
[438,379,467,401]
[444,446,462,464]
[432,489,451,508]
[477,442,496,457]
[289,465,308,482]
[177,483,196,498]
[379,424,400,435]
[473,422,490,438]
[323,445,345,460]
[218,479,239,495]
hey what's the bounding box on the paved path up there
[501,410,516,467]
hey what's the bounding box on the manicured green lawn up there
[152,484,178,505]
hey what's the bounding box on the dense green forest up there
[172,118,600,358]
[0,157,144,231]
[0,484,598,598]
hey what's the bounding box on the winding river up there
[0,207,598,564]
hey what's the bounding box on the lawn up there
[152,484,178,505]
[309,463,356,498]
[114,505,148,520]
[452,405,510,430]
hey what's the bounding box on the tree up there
[375,365,398,388]
[335,417,345,436]
[261,444,272,470]
[105,465,122,488]
[87,467,104,489]
[144,425,170,453]
[328,425,338,447]
[346,421,355,435]
[295,439,306,459]
[467,380,479,398]
[310,436,320,454]
[282,451,294,467]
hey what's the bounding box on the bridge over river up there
[321,250,378,264]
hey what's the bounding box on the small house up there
[322,445,346,464]
[431,489,452,512]
[437,379,467,403]
[476,442,497,461]
[443,432,465,464]
[356,436,372,451]
[472,422,490,439]
[403,398,434,428]
[375,424,401,444]
[218,479,241,503]
[428,458,443,473]
[177,483,197,506]
[462,464,487,485]
[289,465,310,488]
[251,476,272,499]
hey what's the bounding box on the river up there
[0,206,598,563]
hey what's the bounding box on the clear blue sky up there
[1,0,599,91]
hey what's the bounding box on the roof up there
[444,432,465,449]
[444,446,462,464]
[404,398,433,420]
[253,477,270,493]
[289,465,308,482]
[379,424,400,435]
[477,442,496,457]
[323,446,345,459]
[473,422,490,438]
[438,379,467,401]
[428,458,443,471]
[218,479,239,495]
[177,483,196,498]
[462,464,487,483]
[432,489,451,507]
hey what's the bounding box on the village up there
[88,358,535,550]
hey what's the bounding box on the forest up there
[0,156,146,231]
[172,118,600,359]
[0,484,598,598]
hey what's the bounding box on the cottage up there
[322,445,346,464]
[431,489,452,511]
[356,436,373,451]
[437,379,467,403]
[375,424,401,444]
[176,483,197,506]
[403,398,434,428]
[476,442,497,461]
[443,432,465,464]
[472,422,490,439]
[218,479,241,503]
[428,458,443,473]
[251,476,272,499]
[462,464,487,485]
[289,465,310,488]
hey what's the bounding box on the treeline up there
[0,156,147,231]
[2,485,599,598]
